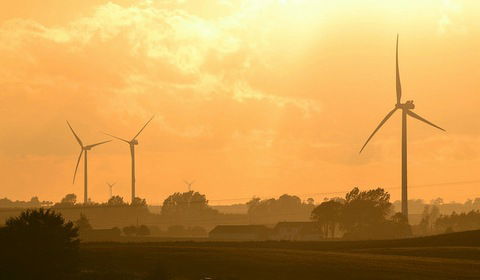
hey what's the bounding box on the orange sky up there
[1,0,480,205]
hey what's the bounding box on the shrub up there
[0,209,79,279]
[137,225,151,236]
[123,225,137,236]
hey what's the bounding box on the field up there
[78,231,480,280]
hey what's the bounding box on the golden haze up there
[0,0,479,204]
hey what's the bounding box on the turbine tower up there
[67,121,111,204]
[359,35,445,219]
[105,116,154,203]
[107,182,116,198]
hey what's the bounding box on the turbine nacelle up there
[104,116,153,146]
[396,100,415,110]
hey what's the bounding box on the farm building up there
[209,225,270,241]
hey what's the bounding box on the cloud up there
[0,1,320,158]
[437,0,467,35]
[1,0,479,202]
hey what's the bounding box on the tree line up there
[311,188,411,240]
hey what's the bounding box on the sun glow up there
[1,0,480,204]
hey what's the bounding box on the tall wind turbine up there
[105,116,154,203]
[359,35,445,219]
[67,121,111,204]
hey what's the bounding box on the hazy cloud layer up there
[0,0,479,203]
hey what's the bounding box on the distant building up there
[209,225,270,241]
[271,222,322,241]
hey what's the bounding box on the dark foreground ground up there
[78,230,480,280]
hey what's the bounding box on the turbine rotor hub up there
[396,100,415,110]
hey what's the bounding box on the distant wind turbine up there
[359,35,446,219]
[184,180,195,192]
[104,116,154,203]
[107,182,116,198]
[67,121,111,204]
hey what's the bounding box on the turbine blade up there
[87,140,112,149]
[73,150,84,184]
[396,34,402,105]
[132,116,154,140]
[406,110,445,132]
[104,132,130,143]
[360,108,398,153]
[67,121,83,147]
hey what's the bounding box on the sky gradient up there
[1,0,480,205]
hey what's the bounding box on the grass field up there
[78,231,480,280]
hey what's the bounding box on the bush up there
[137,225,151,236]
[0,209,79,279]
[75,213,93,231]
[123,225,137,236]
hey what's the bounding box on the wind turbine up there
[104,116,154,203]
[184,180,195,192]
[359,35,445,219]
[67,121,111,204]
[184,180,195,210]
[107,182,116,198]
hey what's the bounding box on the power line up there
[148,179,480,206]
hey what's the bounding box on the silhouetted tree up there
[132,197,147,206]
[431,197,444,205]
[57,193,77,206]
[110,227,122,238]
[419,205,440,235]
[311,200,343,239]
[161,191,218,223]
[387,212,412,238]
[123,225,137,236]
[75,213,93,231]
[137,225,151,236]
[435,210,480,232]
[0,196,53,208]
[0,209,79,279]
[393,198,480,217]
[247,194,314,224]
[107,195,127,206]
[341,187,392,240]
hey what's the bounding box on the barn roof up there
[210,225,270,235]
